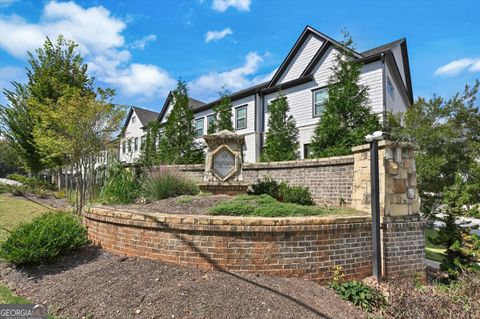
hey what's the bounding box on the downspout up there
[381,52,387,125]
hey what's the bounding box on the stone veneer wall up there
[149,156,354,206]
[84,208,373,283]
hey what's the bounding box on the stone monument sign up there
[199,130,248,194]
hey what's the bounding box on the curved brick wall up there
[84,207,373,282]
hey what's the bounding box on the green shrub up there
[9,186,26,196]
[0,212,88,265]
[0,184,11,194]
[279,182,314,206]
[141,168,199,201]
[248,177,280,198]
[100,162,138,204]
[248,177,314,206]
[329,280,385,312]
[210,194,355,217]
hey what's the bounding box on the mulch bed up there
[105,194,233,215]
[0,246,366,319]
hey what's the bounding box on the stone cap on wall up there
[84,206,371,233]
[352,140,417,153]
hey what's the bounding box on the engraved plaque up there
[213,148,235,180]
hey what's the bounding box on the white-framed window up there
[122,141,126,154]
[387,76,395,100]
[128,139,132,153]
[134,137,139,151]
[207,114,216,132]
[313,87,328,117]
[195,118,204,138]
[235,105,247,130]
[303,144,311,159]
[140,135,146,150]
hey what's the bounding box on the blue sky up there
[0,0,479,112]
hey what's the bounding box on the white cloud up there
[434,58,480,76]
[189,52,273,101]
[0,1,174,100]
[132,34,157,50]
[205,28,233,43]
[469,60,480,72]
[103,64,175,98]
[212,0,251,12]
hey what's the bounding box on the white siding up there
[385,63,408,114]
[119,109,147,163]
[192,94,259,163]
[277,34,324,84]
[263,46,384,159]
[160,102,173,124]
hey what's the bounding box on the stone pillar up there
[351,140,419,218]
[351,141,425,279]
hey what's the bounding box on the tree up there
[261,92,299,161]
[0,138,24,177]
[158,81,204,164]
[0,82,44,174]
[33,87,124,213]
[209,88,234,133]
[389,80,480,279]
[138,120,161,167]
[310,31,381,157]
[28,35,94,169]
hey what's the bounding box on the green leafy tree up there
[28,36,94,169]
[158,81,204,164]
[33,87,124,212]
[261,92,299,161]
[310,31,380,157]
[138,121,161,166]
[0,82,44,174]
[209,88,234,133]
[389,80,480,279]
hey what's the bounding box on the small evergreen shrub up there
[210,194,353,217]
[248,178,314,206]
[141,168,199,201]
[247,176,280,198]
[279,182,314,206]
[100,161,138,204]
[0,212,88,265]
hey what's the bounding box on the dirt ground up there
[0,246,366,319]
[106,194,233,215]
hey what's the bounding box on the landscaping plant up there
[329,266,385,313]
[261,92,299,162]
[141,168,199,200]
[248,177,314,206]
[210,194,355,217]
[100,161,138,204]
[208,87,234,134]
[310,31,381,157]
[0,212,87,265]
[247,176,280,198]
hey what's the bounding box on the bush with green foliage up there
[141,168,199,201]
[279,182,314,206]
[100,162,138,204]
[248,177,314,206]
[329,266,385,312]
[210,194,354,217]
[247,177,280,198]
[0,212,87,265]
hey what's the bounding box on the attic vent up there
[132,116,136,123]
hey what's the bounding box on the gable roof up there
[360,38,405,57]
[120,106,159,135]
[157,92,207,122]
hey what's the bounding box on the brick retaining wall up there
[84,208,425,282]
[149,155,354,206]
[84,207,372,282]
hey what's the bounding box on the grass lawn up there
[209,194,366,217]
[0,193,54,314]
[425,228,446,262]
[0,193,50,241]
